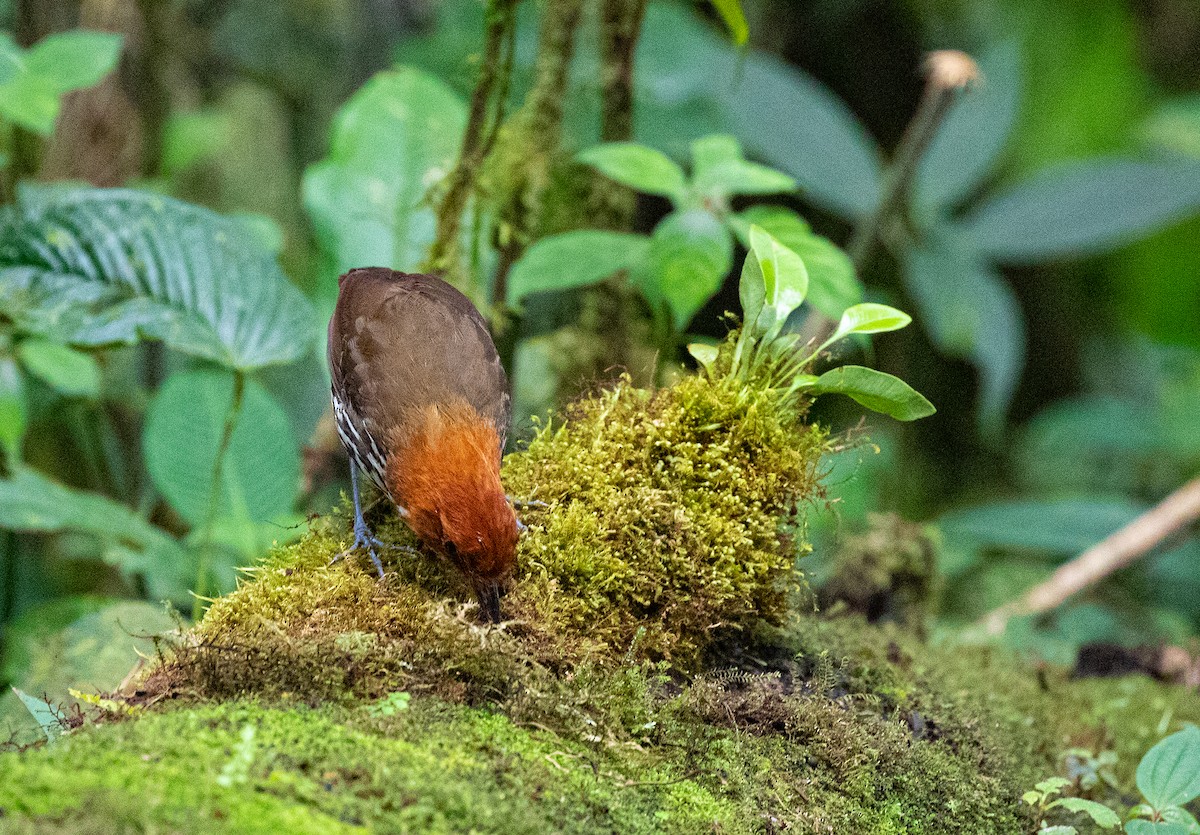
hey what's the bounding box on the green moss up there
[6,629,1198,834]
[146,369,827,705]
[818,513,940,636]
[5,335,1199,833]
[0,699,750,834]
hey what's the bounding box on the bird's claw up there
[331,518,392,578]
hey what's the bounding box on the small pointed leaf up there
[12,688,64,742]
[825,303,912,347]
[1046,798,1121,828]
[687,342,720,373]
[810,365,936,421]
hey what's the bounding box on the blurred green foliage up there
[1,0,1199,734]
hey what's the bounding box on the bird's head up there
[436,487,519,624]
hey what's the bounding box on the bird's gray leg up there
[332,461,394,578]
[506,496,547,533]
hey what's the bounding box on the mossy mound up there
[5,616,1200,834]
[143,371,827,704]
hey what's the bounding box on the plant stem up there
[980,476,1200,636]
[193,370,245,620]
[846,50,979,274]
[427,0,518,283]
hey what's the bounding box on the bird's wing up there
[329,269,511,447]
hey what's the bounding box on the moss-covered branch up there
[427,0,519,280]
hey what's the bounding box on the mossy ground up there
[2,369,1198,833]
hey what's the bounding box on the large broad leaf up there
[939,497,1144,554]
[721,51,883,220]
[1136,726,1200,810]
[577,143,687,202]
[508,231,650,305]
[636,209,732,330]
[904,240,1024,434]
[731,206,862,319]
[0,185,315,371]
[5,599,176,708]
[0,464,191,599]
[0,30,122,135]
[143,369,299,528]
[809,365,936,421]
[959,159,1200,263]
[303,68,467,298]
[914,41,1022,214]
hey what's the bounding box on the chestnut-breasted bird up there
[327,268,519,622]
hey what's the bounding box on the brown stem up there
[428,0,519,279]
[979,477,1200,636]
[490,0,585,308]
[599,0,647,143]
[846,50,979,274]
[792,51,979,353]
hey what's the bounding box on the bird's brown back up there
[328,269,511,448]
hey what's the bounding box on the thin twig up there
[846,50,980,273]
[980,477,1200,636]
[797,51,979,351]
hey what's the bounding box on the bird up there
[327,268,519,622]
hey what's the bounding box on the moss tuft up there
[140,368,828,705]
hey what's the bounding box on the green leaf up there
[507,231,650,305]
[691,134,742,174]
[822,303,911,349]
[0,464,190,600]
[0,185,316,371]
[708,0,748,46]
[1161,807,1200,832]
[143,369,299,528]
[23,30,122,94]
[687,342,720,373]
[11,688,63,742]
[1047,797,1121,828]
[691,136,795,197]
[904,240,1024,435]
[5,601,176,720]
[721,52,882,219]
[732,206,862,319]
[744,223,811,323]
[1125,821,1189,835]
[578,142,688,202]
[0,356,25,463]
[915,41,1022,213]
[302,68,467,294]
[1036,777,1073,795]
[15,338,99,398]
[0,30,121,134]
[1039,827,1079,835]
[1136,726,1200,810]
[747,225,807,328]
[809,365,936,421]
[959,159,1200,263]
[635,209,732,330]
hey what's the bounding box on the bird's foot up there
[331,518,401,578]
